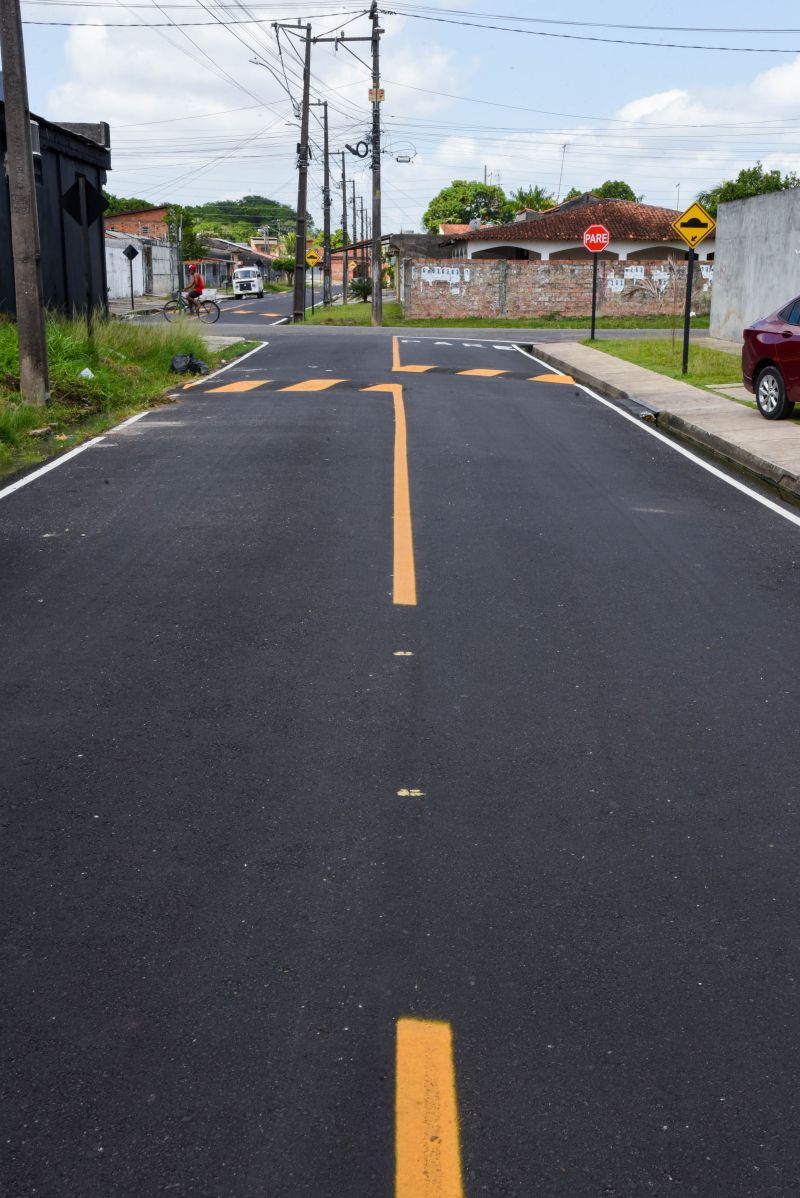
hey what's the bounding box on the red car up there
[742,296,800,419]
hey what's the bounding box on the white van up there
[232,267,264,298]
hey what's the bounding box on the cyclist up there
[186,264,204,312]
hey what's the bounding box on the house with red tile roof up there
[442,197,714,263]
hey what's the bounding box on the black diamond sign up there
[61,177,108,226]
[123,244,139,261]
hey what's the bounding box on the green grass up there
[0,315,258,479]
[585,337,741,389]
[303,301,710,329]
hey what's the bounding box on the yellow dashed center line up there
[396,1019,464,1198]
[362,384,417,606]
[208,379,271,393]
[528,373,575,384]
[279,378,348,392]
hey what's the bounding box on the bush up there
[350,276,372,302]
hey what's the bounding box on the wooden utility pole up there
[341,150,349,307]
[350,180,357,279]
[320,102,331,305]
[0,0,49,404]
[369,1,383,325]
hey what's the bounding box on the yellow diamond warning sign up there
[671,201,716,249]
[305,248,321,267]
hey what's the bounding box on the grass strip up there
[304,301,710,330]
[583,337,741,390]
[0,315,258,480]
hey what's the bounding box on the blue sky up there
[18,1,800,229]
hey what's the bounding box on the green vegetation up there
[586,338,740,389]
[0,317,257,479]
[422,180,508,232]
[304,303,709,330]
[591,180,640,202]
[103,192,153,216]
[698,161,800,217]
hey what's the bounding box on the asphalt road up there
[3,331,800,1197]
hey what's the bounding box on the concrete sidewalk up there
[529,339,800,501]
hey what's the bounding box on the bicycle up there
[162,290,220,324]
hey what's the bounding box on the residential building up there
[104,206,170,240]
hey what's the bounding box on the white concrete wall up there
[463,237,711,262]
[150,244,174,295]
[710,190,800,341]
[106,240,144,299]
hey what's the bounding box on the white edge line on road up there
[270,317,290,326]
[182,339,268,388]
[0,411,151,503]
[515,345,800,532]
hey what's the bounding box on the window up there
[779,300,800,325]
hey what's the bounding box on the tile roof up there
[449,199,685,243]
[439,223,473,234]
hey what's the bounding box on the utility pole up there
[350,179,358,280]
[341,150,349,306]
[369,1,383,325]
[0,0,49,404]
[318,102,332,305]
[274,20,311,322]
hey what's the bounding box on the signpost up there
[306,248,321,312]
[123,244,139,312]
[583,223,610,340]
[671,201,716,374]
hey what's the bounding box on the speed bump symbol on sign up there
[671,201,716,249]
[305,248,321,267]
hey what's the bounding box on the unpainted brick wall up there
[402,257,711,320]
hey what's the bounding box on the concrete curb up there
[527,343,800,503]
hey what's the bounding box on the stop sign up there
[583,224,610,253]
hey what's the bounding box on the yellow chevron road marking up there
[392,335,436,373]
[208,379,271,393]
[528,373,575,384]
[457,368,508,377]
[396,1019,464,1198]
[279,378,348,392]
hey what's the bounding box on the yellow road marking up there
[260,312,281,317]
[528,373,575,384]
[362,384,417,606]
[396,788,425,797]
[457,368,508,377]
[208,379,271,393]
[396,1019,464,1198]
[279,378,347,392]
[394,650,414,656]
[392,335,436,373]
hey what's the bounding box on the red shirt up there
[192,272,204,293]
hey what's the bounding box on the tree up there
[509,185,555,212]
[563,187,584,201]
[697,161,800,216]
[103,192,154,215]
[166,205,204,263]
[329,228,349,250]
[592,180,639,202]
[422,180,507,233]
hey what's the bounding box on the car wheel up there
[756,365,794,420]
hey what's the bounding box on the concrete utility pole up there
[350,180,357,277]
[341,150,349,307]
[0,0,49,404]
[320,102,332,305]
[369,1,383,326]
[274,20,312,322]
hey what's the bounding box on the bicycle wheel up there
[196,300,220,324]
[162,300,181,322]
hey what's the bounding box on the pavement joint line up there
[182,340,268,389]
[514,345,800,532]
[362,384,417,605]
[396,1018,464,1198]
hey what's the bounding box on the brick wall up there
[104,208,170,240]
[402,257,712,320]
